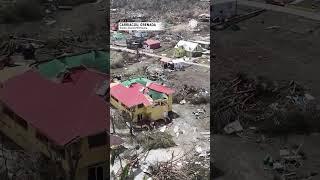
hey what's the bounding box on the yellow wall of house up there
[110,96,133,117]
[131,105,146,121]
[146,104,168,120]
[0,105,106,180]
[168,95,173,111]
[111,96,172,122]
[110,93,174,122]
[76,162,107,180]
[79,138,107,168]
[0,113,69,170]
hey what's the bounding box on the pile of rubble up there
[0,147,44,180]
[150,148,210,180]
[111,145,209,180]
[0,32,101,69]
[212,73,320,134]
[264,146,318,180]
[171,84,209,105]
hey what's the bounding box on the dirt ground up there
[213,6,320,180]
[0,0,107,61]
[213,7,320,98]
[0,1,107,179]
[214,134,320,180]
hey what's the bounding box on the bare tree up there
[121,111,134,136]
[65,139,82,180]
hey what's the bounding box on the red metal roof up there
[110,83,151,108]
[0,69,108,146]
[144,39,160,46]
[147,82,175,95]
[129,83,145,92]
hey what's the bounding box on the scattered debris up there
[223,120,243,134]
[159,126,167,132]
[179,99,186,105]
[212,73,320,134]
[136,132,176,150]
[263,143,315,179]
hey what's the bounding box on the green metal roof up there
[148,89,165,100]
[121,78,167,101]
[37,50,109,79]
[38,59,67,79]
[122,77,152,87]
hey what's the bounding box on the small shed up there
[144,39,161,49]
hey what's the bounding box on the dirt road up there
[238,0,320,21]
[110,45,210,68]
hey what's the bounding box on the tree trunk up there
[111,115,116,134]
[128,119,133,136]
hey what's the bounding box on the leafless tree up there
[65,139,82,180]
[121,111,134,136]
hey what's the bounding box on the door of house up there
[88,166,104,180]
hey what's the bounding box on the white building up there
[174,40,203,57]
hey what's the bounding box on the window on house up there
[88,132,107,149]
[36,131,48,144]
[137,114,143,121]
[52,146,66,159]
[88,166,104,180]
[137,104,144,109]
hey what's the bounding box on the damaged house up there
[192,40,210,50]
[174,40,204,57]
[126,37,145,49]
[160,57,188,71]
[143,39,161,50]
[110,77,175,124]
[0,51,118,180]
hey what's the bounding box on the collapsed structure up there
[110,77,175,123]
